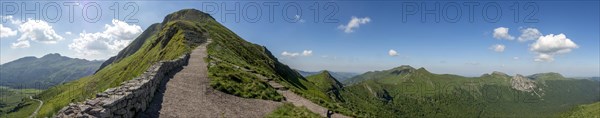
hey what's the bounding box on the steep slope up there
[560,102,600,118]
[6,9,208,118]
[305,71,344,101]
[6,9,350,117]
[95,23,163,72]
[0,53,102,89]
[202,10,353,116]
[339,65,600,117]
[306,71,344,93]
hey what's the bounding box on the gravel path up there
[256,74,350,118]
[139,39,281,118]
[28,96,43,118]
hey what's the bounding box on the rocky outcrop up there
[510,74,537,92]
[55,54,190,118]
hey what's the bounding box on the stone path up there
[255,74,350,118]
[139,39,281,118]
[28,96,43,118]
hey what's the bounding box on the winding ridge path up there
[259,75,350,118]
[140,39,281,117]
[28,96,43,118]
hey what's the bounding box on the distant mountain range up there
[0,53,103,89]
[295,70,359,82]
[338,65,600,117]
[4,9,598,118]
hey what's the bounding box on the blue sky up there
[0,1,598,77]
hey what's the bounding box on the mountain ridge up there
[0,53,103,89]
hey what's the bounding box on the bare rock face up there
[511,74,537,92]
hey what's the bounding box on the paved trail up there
[28,96,43,118]
[140,39,281,118]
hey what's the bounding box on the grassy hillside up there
[266,103,322,118]
[5,9,349,117]
[5,9,209,118]
[203,13,353,115]
[561,102,600,118]
[338,65,600,117]
[95,23,163,72]
[0,53,102,89]
[306,71,343,93]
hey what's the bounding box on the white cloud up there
[302,50,312,56]
[69,19,142,57]
[294,15,305,23]
[1,15,23,25]
[388,49,398,56]
[16,19,64,44]
[534,53,554,62]
[493,27,514,40]
[513,57,520,60]
[530,34,578,62]
[338,16,371,33]
[65,32,72,35]
[490,44,505,52]
[282,50,313,57]
[518,28,542,42]
[0,24,17,38]
[282,51,300,57]
[11,40,29,49]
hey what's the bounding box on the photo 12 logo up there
[400,2,539,23]
[1,1,139,23]
[197,1,340,23]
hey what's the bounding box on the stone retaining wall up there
[55,54,190,118]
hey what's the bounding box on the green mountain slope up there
[561,102,600,118]
[0,53,102,89]
[305,71,344,101]
[95,23,163,73]
[297,70,359,82]
[7,9,209,117]
[202,10,352,115]
[6,9,345,117]
[339,65,600,117]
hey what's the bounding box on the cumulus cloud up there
[282,50,313,57]
[0,24,17,38]
[65,32,72,35]
[9,19,64,48]
[69,19,142,57]
[493,27,514,40]
[513,57,519,60]
[490,44,505,52]
[338,16,371,33]
[388,49,398,56]
[518,28,542,42]
[530,34,578,62]
[1,15,23,25]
